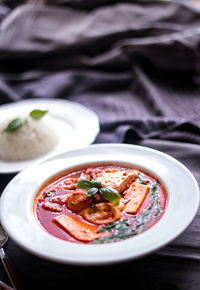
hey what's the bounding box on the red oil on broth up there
[34,164,167,244]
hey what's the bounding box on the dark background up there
[0,0,200,289]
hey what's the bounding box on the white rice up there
[0,115,59,161]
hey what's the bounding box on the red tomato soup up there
[34,164,167,244]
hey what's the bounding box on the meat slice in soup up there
[124,184,150,214]
[63,177,78,190]
[51,194,70,205]
[42,202,63,212]
[34,164,167,244]
[66,192,91,213]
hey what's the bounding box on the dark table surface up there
[0,0,200,289]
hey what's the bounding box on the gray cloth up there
[0,0,200,289]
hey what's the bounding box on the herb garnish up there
[149,180,163,217]
[137,180,162,226]
[86,188,98,197]
[140,201,154,224]
[97,219,129,233]
[2,109,48,134]
[77,178,121,205]
[77,179,101,190]
[92,218,137,243]
[92,231,137,244]
[150,180,159,199]
[2,118,25,133]
[137,173,147,185]
[154,198,163,217]
[29,109,48,120]
[99,187,121,205]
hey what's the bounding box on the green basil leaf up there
[86,188,98,197]
[29,109,48,120]
[90,179,101,189]
[100,187,121,205]
[3,118,25,133]
[77,178,101,189]
[77,178,94,189]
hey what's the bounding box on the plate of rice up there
[0,99,99,173]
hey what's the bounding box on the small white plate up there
[0,99,99,173]
[0,144,199,265]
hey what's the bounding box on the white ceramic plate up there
[0,144,199,265]
[0,99,99,173]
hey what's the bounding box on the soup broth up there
[34,164,167,244]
